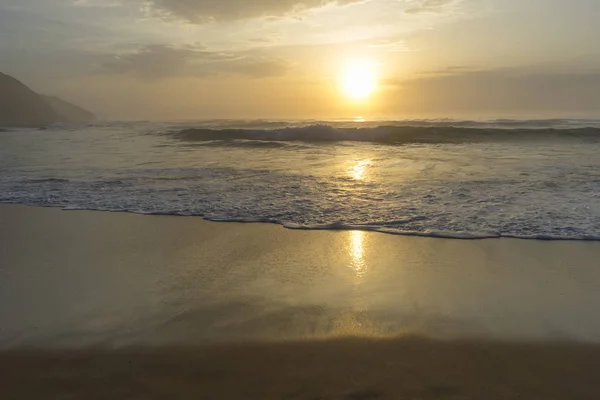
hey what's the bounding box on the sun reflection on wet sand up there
[349,230,367,278]
[349,160,371,180]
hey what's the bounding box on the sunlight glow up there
[350,230,367,278]
[350,159,371,180]
[341,61,378,100]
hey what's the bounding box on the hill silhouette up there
[0,72,95,127]
[42,95,96,124]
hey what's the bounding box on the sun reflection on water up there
[349,160,371,180]
[350,230,367,278]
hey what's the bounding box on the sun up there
[340,61,378,100]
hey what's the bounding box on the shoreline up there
[2,202,598,241]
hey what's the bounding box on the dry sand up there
[2,204,600,399]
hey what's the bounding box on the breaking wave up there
[166,124,600,145]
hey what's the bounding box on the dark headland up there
[0,72,95,128]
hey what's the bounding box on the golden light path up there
[350,159,371,180]
[347,158,372,280]
[350,230,367,279]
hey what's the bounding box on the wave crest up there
[167,124,600,144]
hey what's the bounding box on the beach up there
[2,204,600,398]
[2,339,600,399]
[2,0,599,396]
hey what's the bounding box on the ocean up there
[1,118,600,240]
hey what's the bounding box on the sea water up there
[1,118,600,240]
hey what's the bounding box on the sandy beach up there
[2,204,600,399]
[2,339,600,400]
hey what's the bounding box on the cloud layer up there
[405,0,455,14]
[140,0,362,22]
[102,45,291,79]
[390,67,600,115]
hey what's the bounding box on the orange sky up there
[1,0,599,120]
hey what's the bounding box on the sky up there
[1,0,599,120]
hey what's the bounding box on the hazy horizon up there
[2,0,599,120]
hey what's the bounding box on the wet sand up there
[2,204,600,398]
[2,338,600,400]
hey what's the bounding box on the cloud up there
[417,65,481,76]
[405,0,455,14]
[102,44,292,79]
[386,67,600,115]
[138,0,363,23]
[72,0,121,7]
[216,56,291,78]
[247,33,283,44]
[368,39,409,52]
